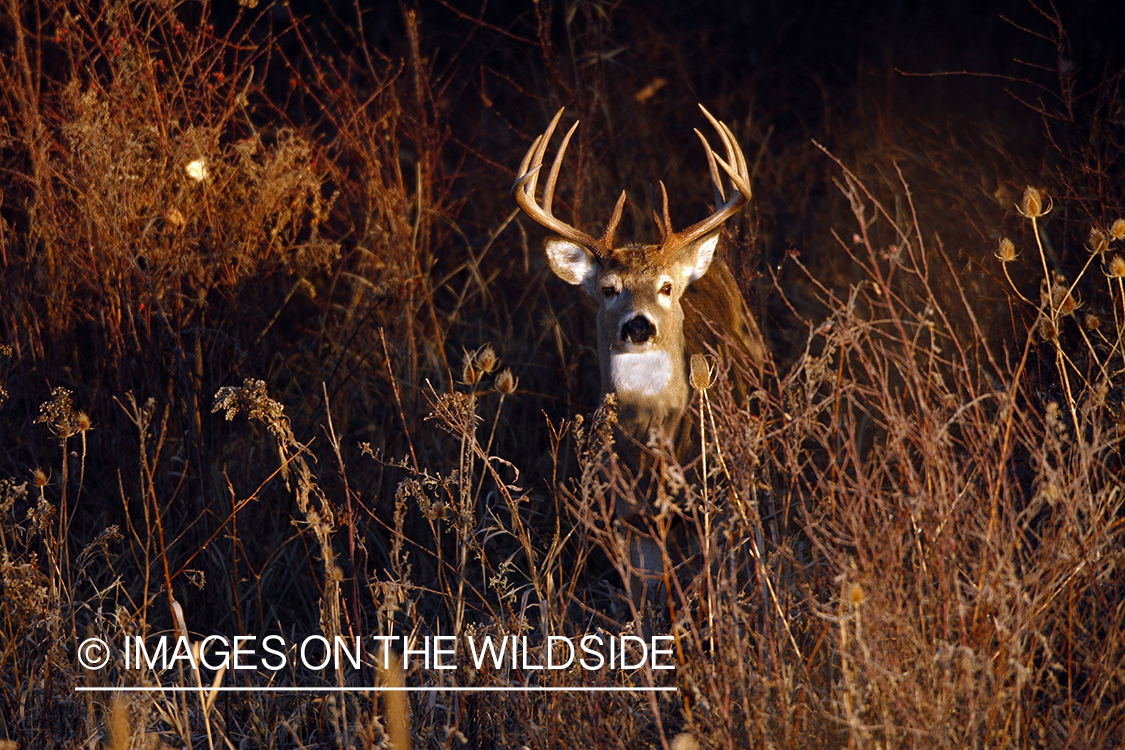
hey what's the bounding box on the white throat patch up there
[610,351,674,397]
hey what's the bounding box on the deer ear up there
[681,232,720,284]
[545,237,598,288]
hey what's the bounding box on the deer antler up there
[653,104,752,257]
[512,108,625,260]
[514,105,751,261]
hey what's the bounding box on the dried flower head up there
[31,468,48,488]
[995,236,1018,263]
[1108,255,1125,279]
[847,582,866,606]
[1088,227,1108,255]
[1018,186,1048,218]
[474,344,498,374]
[28,497,55,533]
[494,368,518,395]
[1050,284,1081,316]
[1111,218,1125,241]
[75,411,94,432]
[1085,312,1101,332]
[35,387,80,439]
[461,349,481,386]
[689,353,716,391]
[1036,315,1057,342]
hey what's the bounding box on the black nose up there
[621,315,656,344]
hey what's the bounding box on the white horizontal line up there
[76,686,676,693]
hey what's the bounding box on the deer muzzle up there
[621,315,656,345]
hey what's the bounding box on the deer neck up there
[600,338,689,439]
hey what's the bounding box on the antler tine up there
[543,119,578,217]
[602,190,627,249]
[724,120,749,183]
[513,108,606,254]
[659,105,753,255]
[699,105,752,206]
[695,127,727,208]
[516,134,543,191]
[653,180,673,242]
[514,107,563,201]
[712,149,753,204]
[718,120,751,198]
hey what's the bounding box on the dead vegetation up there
[0,0,1123,747]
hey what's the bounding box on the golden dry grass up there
[1,0,1123,748]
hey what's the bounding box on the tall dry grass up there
[0,0,1122,748]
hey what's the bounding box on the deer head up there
[514,105,755,438]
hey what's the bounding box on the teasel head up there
[846,581,867,606]
[1110,218,1125,241]
[1107,255,1125,279]
[995,236,1018,263]
[494,368,518,395]
[1089,227,1108,255]
[689,353,717,391]
[474,343,498,374]
[1018,186,1049,219]
[461,350,482,386]
[1057,287,1081,316]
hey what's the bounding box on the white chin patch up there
[610,351,674,397]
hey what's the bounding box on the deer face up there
[544,232,719,402]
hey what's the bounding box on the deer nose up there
[621,315,656,344]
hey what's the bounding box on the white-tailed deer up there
[514,104,763,618]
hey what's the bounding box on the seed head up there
[1108,255,1125,279]
[1088,227,1108,255]
[1111,219,1125,241]
[846,582,866,606]
[494,368,518,395]
[1085,312,1101,332]
[32,468,48,488]
[36,386,79,439]
[1018,186,1048,218]
[689,353,716,391]
[1036,315,1057,342]
[1048,283,1080,316]
[1058,289,1080,316]
[75,411,94,432]
[995,236,1018,263]
[460,351,481,386]
[474,344,498,374]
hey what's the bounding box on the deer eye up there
[602,283,619,298]
[659,281,673,296]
